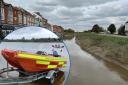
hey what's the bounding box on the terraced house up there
[0,0,64,39]
[1,1,14,37]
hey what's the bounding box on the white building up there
[125,21,128,32]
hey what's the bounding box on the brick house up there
[53,25,64,33]
[33,12,43,27]
[2,3,10,24]
[28,13,35,26]
[5,3,13,25]
[0,2,14,37]
[0,0,4,25]
[45,23,51,30]
[42,17,47,27]
[13,7,19,25]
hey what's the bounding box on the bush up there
[107,24,116,34]
[64,29,74,33]
[83,30,91,33]
[91,24,103,33]
[118,25,126,36]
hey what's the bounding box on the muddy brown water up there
[65,38,128,85]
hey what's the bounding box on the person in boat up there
[36,51,47,55]
[52,49,59,57]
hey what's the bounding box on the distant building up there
[41,16,48,28]
[33,12,46,28]
[125,21,128,31]
[45,23,51,30]
[52,25,64,36]
[34,12,52,30]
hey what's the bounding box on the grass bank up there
[63,32,74,40]
[76,32,128,70]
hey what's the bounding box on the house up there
[33,12,43,27]
[6,3,13,25]
[18,8,23,25]
[13,7,19,26]
[2,3,7,24]
[0,0,4,39]
[33,12,51,30]
[45,23,51,30]
[2,3,13,25]
[52,25,64,33]
[0,0,64,38]
[42,17,48,28]
[52,25,64,36]
[125,21,128,31]
[26,12,35,26]
[0,0,4,25]
[0,2,14,36]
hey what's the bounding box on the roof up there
[32,13,42,19]
[5,26,59,40]
[4,3,13,8]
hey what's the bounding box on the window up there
[24,14,27,25]
[8,6,13,23]
[19,13,22,24]
[1,7,4,20]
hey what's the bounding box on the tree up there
[64,28,74,33]
[107,24,116,34]
[91,24,103,33]
[22,37,25,40]
[118,25,125,36]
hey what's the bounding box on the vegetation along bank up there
[76,32,128,70]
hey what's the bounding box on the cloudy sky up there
[5,0,128,31]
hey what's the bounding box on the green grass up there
[63,32,74,40]
[76,32,128,65]
[77,32,128,46]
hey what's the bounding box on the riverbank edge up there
[76,38,128,72]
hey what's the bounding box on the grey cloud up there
[58,0,117,7]
[83,0,128,19]
[35,0,117,8]
[33,5,55,13]
[4,0,128,31]
[57,7,83,18]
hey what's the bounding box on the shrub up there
[64,29,75,33]
[91,24,103,33]
[118,25,126,36]
[107,24,116,34]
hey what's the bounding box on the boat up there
[1,49,67,73]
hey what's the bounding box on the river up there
[65,38,128,85]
